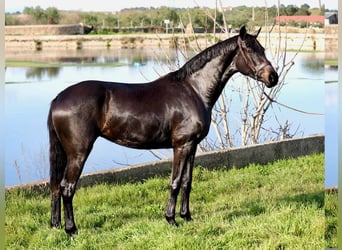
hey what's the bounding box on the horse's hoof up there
[169,220,179,227]
[50,221,62,229]
[181,214,192,222]
[165,216,179,227]
[65,226,78,236]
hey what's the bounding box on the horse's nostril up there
[269,72,278,85]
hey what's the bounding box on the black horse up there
[48,26,278,235]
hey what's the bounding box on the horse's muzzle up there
[258,64,278,88]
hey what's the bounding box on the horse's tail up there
[47,102,66,191]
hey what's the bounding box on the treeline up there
[6,4,324,31]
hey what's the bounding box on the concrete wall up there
[5,24,84,35]
[6,134,324,193]
[325,25,338,57]
[5,31,326,52]
[5,34,190,51]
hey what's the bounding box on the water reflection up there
[300,53,325,74]
[9,48,326,81]
[7,48,182,80]
[26,67,61,79]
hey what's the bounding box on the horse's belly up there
[112,137,172,149]
[101,118,172,149]
[104,132,172,150]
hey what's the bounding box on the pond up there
[5,48,330,187]
[325,65,338,188]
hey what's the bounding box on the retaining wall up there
[325,25,338,57]
[5,31,325,52]
[5,24,84,36]
[6,134,324,193]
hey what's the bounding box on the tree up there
[29,6,46,24]
[166,8,179,24]
[22,6,60,24]
[104,15,119,28]
[46,7,60,24]
[81,13,99,26]
[23,7,34,15]
[296,4,311,15]
[285,5,299,15]
[301,4,310,10]
[191,9,211,28]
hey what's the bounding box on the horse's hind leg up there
[50,172,64,229]
[57,127,97,235]
[49,114,66,229]
[60,148,93,235]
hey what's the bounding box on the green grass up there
[325,59,338,67]
[325,190,338,248]
[6,154,331,249]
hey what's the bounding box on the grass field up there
[325,189,338,248]
[6,153,334,249]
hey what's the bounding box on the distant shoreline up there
[5,31,327,54]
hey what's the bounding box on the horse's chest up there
[170,107,211,143]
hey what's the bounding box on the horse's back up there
[52,80,108,105]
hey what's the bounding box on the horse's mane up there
[169,35,238,81]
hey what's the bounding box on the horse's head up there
[234,26,278,88]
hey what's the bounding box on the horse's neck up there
[189,48,237,109]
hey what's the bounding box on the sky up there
[5,0,337,13]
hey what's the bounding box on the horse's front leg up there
[180,145,196,221]
[165,142,196,226]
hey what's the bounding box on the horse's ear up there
[239,26,247,40]
[254,27,261,37]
